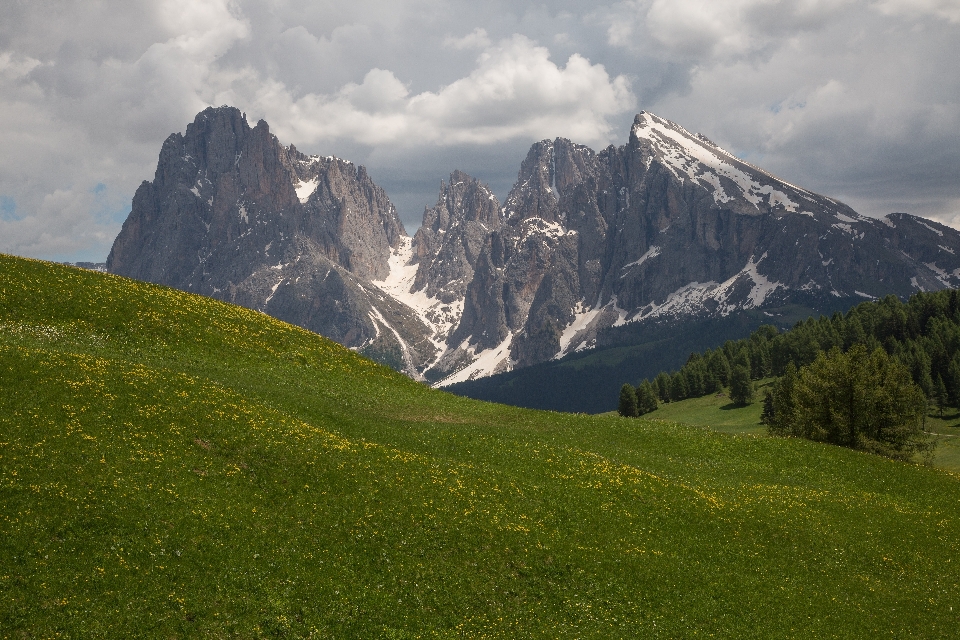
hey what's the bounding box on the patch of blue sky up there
[0,195,20,221]
[89,183,131,224]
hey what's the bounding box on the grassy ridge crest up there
[2,255,960,638]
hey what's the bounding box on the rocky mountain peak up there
[628,111,861,221]
[110,106,960,390]
[411,171,502,302]
[502,138,601,228]
[503,140,559,224]
[108,106,434,378]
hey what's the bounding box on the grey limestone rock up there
[107,106,433,376]
[108,106,960,386]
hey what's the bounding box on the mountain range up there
[107,106,960,392]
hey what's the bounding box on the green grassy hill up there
[2,254,960,638]
[639,380,960,472]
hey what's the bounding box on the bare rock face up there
[108,106,960,387]
[107,106,433,375]
[430,112,960,385]
[412,170,501,303]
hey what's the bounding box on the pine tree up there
[782,345,928,459]
[618,383,639,417]
[947,354,960,406]
[762,362,797,435]
[670,372,688,402]
[707,349,731,387]
[733,349,752,378]
[761,388,775,426]
[684,360,705,397]
[635,380,659,415]
[844,310,867,350]
[934,375,949,418]
[654,372,672,403]
[729,365,754,406]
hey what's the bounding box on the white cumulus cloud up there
[242,34,634,150]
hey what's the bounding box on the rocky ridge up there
[425,112,960,385]
[108,107,960,385]
[107,106,435,376]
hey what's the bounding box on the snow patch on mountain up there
[295,177,319,204]
[924,261,954,286]
[633,113,802,212]
[373,236,463,352]
[557,303,604,356]
[368,304,424,380]
[264,276,283,305]
[918,221,944,236]
[742,254,783,307]
[521,217,576,242]
[621,245,661,276]
[636,254,783,320]
[437,332,516,387]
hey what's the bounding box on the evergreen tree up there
[749,337,772,379]
[761,388,775,425]
[906,345,934,396]
[729,365,754,406]
[771,345,928,459]
[762,363,797,435]
[683,360,705,397]
[934,375,949,418]
[618,383,639,417]
[703,369,720,394]
[654,372,672,402]
[843,313,867,350]
[947,354,960,406]
[670,371,688,402]
[635,380,659,415]
[707,349,731,387]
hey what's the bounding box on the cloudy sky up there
[1,0,958,261]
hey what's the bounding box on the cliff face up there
[412,170,502,303]
[109,107,960,386]
[107,106,434,375]
[429,112,960,384]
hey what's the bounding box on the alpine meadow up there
[2,254,960,637]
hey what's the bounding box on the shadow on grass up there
[719,402,752,411]
[933,410,960,422]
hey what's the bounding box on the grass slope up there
[2,255,960,638]
[643,381,960,472]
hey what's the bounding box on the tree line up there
[618,290,960,458]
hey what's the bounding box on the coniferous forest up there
[619,290,960,458]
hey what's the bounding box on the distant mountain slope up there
[108,107,960,386]
[4,254,960,637]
